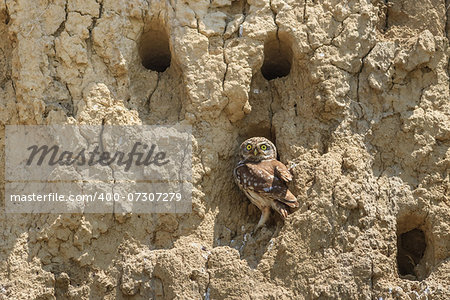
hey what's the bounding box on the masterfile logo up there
[5,125,192,214]
[26,142,170,170]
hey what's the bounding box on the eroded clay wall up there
[0,0,449,299]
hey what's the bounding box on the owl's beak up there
[254,149,258,156]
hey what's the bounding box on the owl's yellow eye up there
[246,144,252,151]
[260,144,267,150]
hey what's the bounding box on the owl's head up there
[239,137,277,162]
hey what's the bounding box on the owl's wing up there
[273,161,293,183]
[245,162,298,208]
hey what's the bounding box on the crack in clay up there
[195,12,201,35]
[221,14,241,91]
[51,3,71,116]
[303,0,307,23]
[221,16,229,91]
[97,0,103,18]
[83,1,103,72]
[356,44,376,103]
[310,15,350,54]
[54,2,68,38]
[91,0,104,28]
[383,0,389,33]
[269,0,279,38]
[147,73,160,110]
[3,0,10,24]
[222,4,248,100]
[221,54,228,91]
[329,15,349,46]
[64,82,75,117]
[238,2,249,38]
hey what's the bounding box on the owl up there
[233,137,298,230]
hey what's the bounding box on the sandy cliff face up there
[0,0,449,299]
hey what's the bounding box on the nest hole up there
[239,124,273,141]
[261,37,293,80]
[397,228,427,280]
[139,29,171,72]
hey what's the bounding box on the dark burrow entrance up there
[261,36,292,80]
[138,29,171,72]
[397,228,427,279]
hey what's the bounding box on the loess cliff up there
[0,0,449,299]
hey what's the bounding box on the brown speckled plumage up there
[233,137,298,230]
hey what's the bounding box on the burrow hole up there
[238,123,274,144]
[396,215,431,280]
[138,29,171,72]
[261,35,293,80]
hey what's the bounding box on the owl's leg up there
[255,207,271,231]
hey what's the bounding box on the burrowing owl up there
[233,137,299,230]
